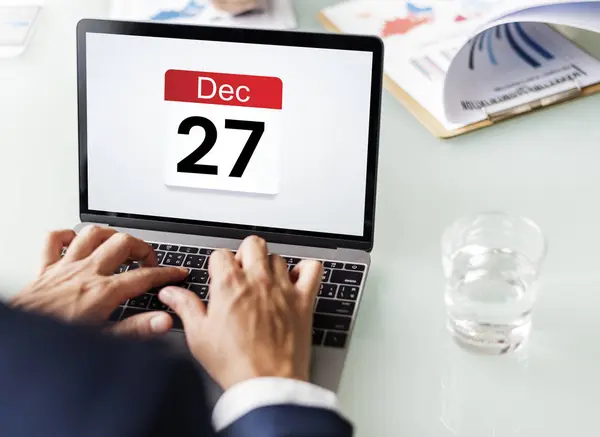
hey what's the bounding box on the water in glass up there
[444,244,537,354]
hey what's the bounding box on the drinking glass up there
[441,212,547,354]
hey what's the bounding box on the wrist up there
[212,377,340,431]
[221,365,309,390]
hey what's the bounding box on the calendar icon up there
[164,69,283,195]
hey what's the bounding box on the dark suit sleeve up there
[0,303,353,437]
[0,303,214,437]
[221,405,354,437]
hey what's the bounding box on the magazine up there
[321,0,600,134]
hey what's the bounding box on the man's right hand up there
[159,236,323,390]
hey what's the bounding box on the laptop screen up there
[84,30,377,240]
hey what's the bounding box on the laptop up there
[76,19,383,396]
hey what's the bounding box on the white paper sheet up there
[322,0,483,131]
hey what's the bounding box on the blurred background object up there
[110,0,296,29]
[212,0,263,15]
[0,0,44,58]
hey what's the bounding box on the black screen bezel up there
[77,19,383,251]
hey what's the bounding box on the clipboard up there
[319,11,600,139]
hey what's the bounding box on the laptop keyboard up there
[109,242,366,349]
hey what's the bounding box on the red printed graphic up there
[381,15,431,37]
[165,70,283,110]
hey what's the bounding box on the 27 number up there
[177,116,265,177]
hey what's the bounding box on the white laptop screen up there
[85,32,374,238]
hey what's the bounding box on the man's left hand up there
[10,226,188,338]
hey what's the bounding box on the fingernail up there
[150,314,170,333]
[178,267,189,274]
[159,287,175,303]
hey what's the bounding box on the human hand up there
[11,227,189,338]
[159,236,323,390]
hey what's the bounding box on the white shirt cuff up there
[212,377,339,431]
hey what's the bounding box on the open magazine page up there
[321,0,502,132]
[443,22,600,124]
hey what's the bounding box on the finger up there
[208,249,244,290]
[91,232,157,275]
[292,260,323,302]
[40,229,77,271]
[270,254,292,287]
[159,287,206,336]
[236,235,271,284]
[63,226,117,262]
[111,311,172,338]
[105,266,189,307]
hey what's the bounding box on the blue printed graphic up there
[504,23,540,68]
[468,23,554,70]
[151,0,205,21]
[514,22,554,60]
[486,30,497,65]
[406,2,433,15]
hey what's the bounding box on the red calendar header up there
[164,70,283,110]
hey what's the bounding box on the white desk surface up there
[2,1,600,436]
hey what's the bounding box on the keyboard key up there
[159,244,179,252]
[322,269,331,282]
[115,264,128,274]
[345,263,366,272]
[324,332,348,348]
[121,307,149,320]
[312,329,325,346]
[316,299,355,316]
[313,314,351,332]
[284,257,301,264]
[149,296,169,311]
[154,251,165,264]
[109,306,124,322]
[128,262,141,271]
[148,243,159,249]
[337,286,359,300]
[330,269,363,286]
[147,287,161,295]
[127,293,151,309]
[288,263,297,272]
[188,269,209,284]
[189,284,209,299]
[200,248,214,255]
[324,261,344,269]
[179,246,199,254]
[319,283,337,298]
[184,255,206,269]
[163,253,185,266]
[171,314,184,330]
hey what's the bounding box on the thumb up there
[110,311,172,338]
[159,286,207,334]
